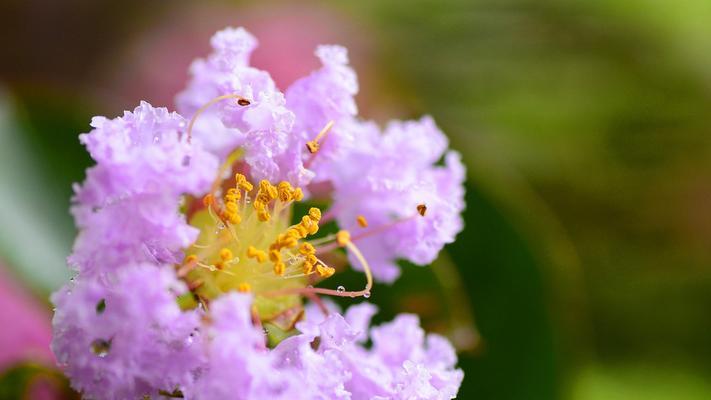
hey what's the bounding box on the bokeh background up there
[2,0,711,399]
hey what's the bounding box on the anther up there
[299,242,315,255]
[305,120,334,154]
[269,249,282,264]
[219,248,233,262]
[247,246,267,263]
[202,194,215,207]
[235,174,253,192]
[237,99,251,106]
[308,207,322,222]
[316,263,335,278]
[336,230,351,247]
[238,282,251,292]
[417,204,427,217]
[277,181,294,202]
[357,215,368,228]
[306,141,320,154]
[292,188,304,202]
[274,262,286,276]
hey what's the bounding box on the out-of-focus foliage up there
[0,93,75,292]
[0,363,78,400]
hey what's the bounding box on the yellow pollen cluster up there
[246,246,267,263]
[336,230,351,247]
[252,179,302,222]
[180,95,378,327]
[262,206,333,277]
[254,180,277,222]
[357,215,368,228]
[216,174,255,224]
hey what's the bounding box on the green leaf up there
[0,91,74,293]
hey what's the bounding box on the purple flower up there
[283,45,359,184]
[282,303,464,400]
[176,27,309,186]
[53,26,466,400]
[69,102,218,278]
[330,117,466,282]
[51,264,203,400]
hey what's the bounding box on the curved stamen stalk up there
[261,239,373,299]
[185,93,250,143]
[315,213,421,255]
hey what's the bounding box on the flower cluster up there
[52,27,466,399]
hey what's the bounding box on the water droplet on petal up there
[91,339,111,357]
[337,286,345,293]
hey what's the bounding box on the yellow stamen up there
[202,194,215,207]
[277,181,294,202]
[292,188,304,202]
[247,246,267,263]
[357,215,368,228]
[235,173,253,192]
[274,262,286,276]
[299,242,316,255]
[308,207,322,222]
[316,263,335,278]
[238,282,252,292]
[219,248,233,262]
[269,249,282,263]
[336,230,351,247]
[305,120,334,154]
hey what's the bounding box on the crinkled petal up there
[51,264,204,400]
[284,45,358,184]
[69,102,217,277]
[176,27,310,185]
[332,117,466,282]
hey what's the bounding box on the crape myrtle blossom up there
[52,26,465,399]
[176,26,465,280]
[52,265,203,399]
[69,102,218,278]
[329,118,466,282]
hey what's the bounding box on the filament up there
[185,93,250,143]
[261,240,373,299]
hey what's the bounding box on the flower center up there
[176,94,375,337]
[179,167,335,327]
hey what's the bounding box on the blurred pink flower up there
[0,264,53,371]
[104,3,372,111]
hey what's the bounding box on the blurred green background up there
[1,0,711,398]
